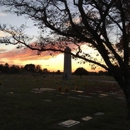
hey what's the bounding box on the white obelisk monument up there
[63,47,72,79]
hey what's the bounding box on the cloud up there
[0,31,6,37]
[0,13,7,16]
[0,46,65,69]
[0,48,7,53]
[0,47,56,63]
[0,41,93,68]
[0,41,75,66]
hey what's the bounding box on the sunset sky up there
[0,7,104,72]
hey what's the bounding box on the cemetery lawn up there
[0,74,129,130]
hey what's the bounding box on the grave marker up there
[94,112,104,116]
[81,116,93,121]
[59,119,80,127]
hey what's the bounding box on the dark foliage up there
[73,67,89,76]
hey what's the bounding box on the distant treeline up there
[0,63,50,74]
[0,63,109,76]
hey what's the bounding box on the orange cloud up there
[0,47,54,61]
[0,48,7,53]
[0,42,93,65]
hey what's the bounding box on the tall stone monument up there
[63,47,72,79]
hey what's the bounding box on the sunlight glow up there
[0,7,105,73]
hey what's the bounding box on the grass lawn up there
[0,74,129,130]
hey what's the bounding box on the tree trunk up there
[123,87,130,120]
[127,99,130,120]
[114,75,130,120]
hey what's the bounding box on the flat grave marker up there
[31,88,55,93]
[81,116,93,121]
[7,92,14,94]
[94,112,104,116]
[58,119,80,128]
[99,93,108,97]
[71,90,84,93]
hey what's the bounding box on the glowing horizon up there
[0,8,105,73]
[0,47,104,72]
[0,33,105,73]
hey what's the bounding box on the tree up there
[24,64,35,72]
[56,70,61,74]
[42,68,49,74]
[10,65,20,74]
[0,0,130,119]
[73,67,88,78]
[35,65,42,73]
[116,23,130,52]
[4,63,9,74]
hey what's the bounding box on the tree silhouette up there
[24,64,35,72]
[0,0,130,119]
[56,70,61,74]
[10,65,20,74]
[74,67,88,78]
[35,65,42,73]
[43,68,49,74]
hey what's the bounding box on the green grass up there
[0,74,129,130]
